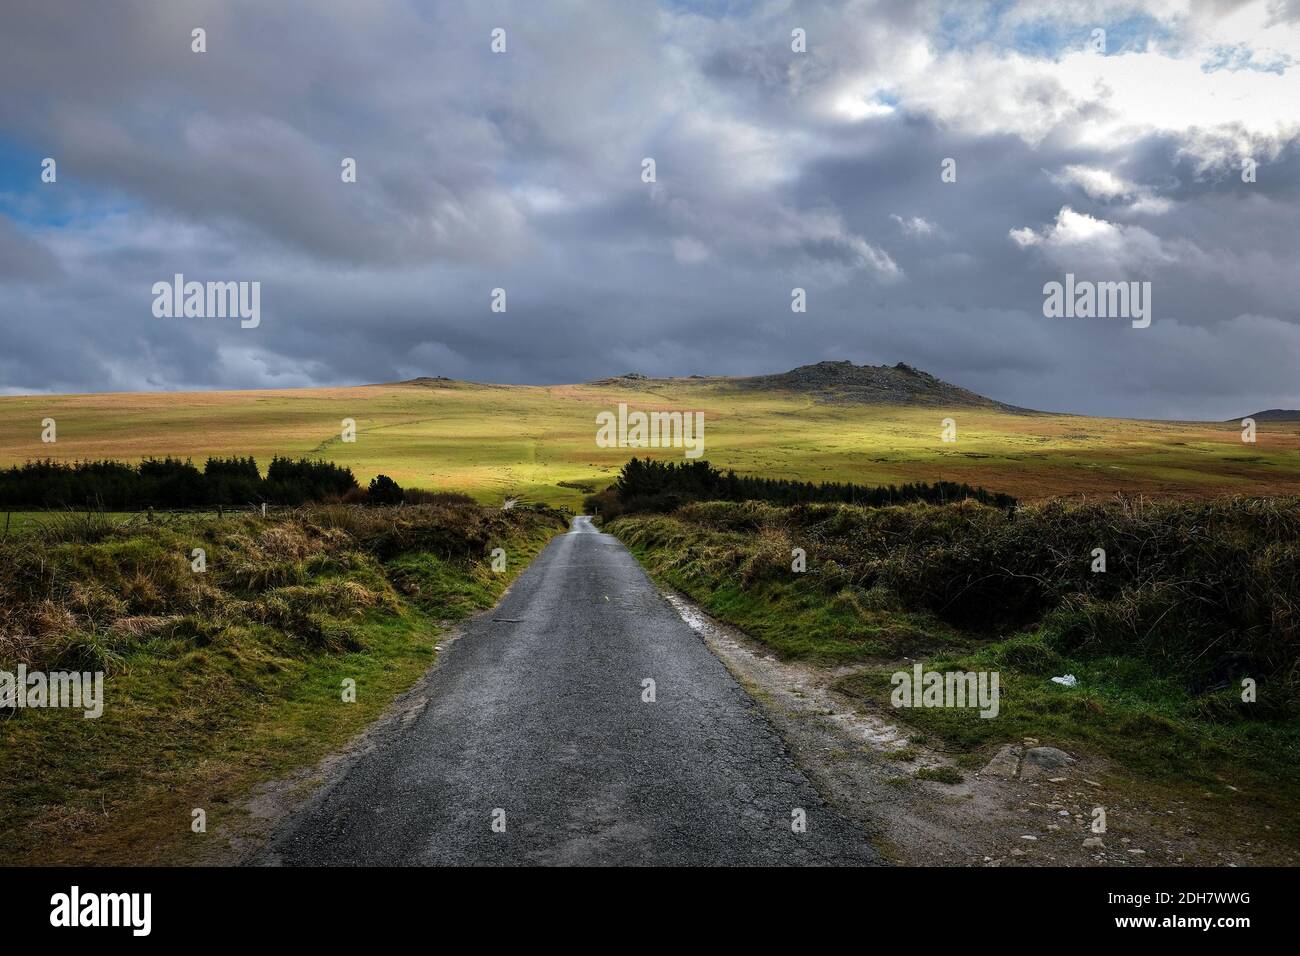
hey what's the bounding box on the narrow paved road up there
[258,516,881,865]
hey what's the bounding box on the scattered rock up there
[981,743,1022,779]
[1025,746,1074,769]
[1083,837,1105,849]
[1021,747,1075,779]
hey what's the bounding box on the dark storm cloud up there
[0,0,1298,418]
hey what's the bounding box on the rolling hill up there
[1237,409,1300,422]
[2,362,1298,508]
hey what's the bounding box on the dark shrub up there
[403,488,474,506]
[204,456,263,505]
[610,457,1014,513]
[265,457,358,505]
[0,456,358,509]
[367,474,405,506]
[584,488,624,520]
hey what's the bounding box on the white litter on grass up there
[1051,674,1078,687]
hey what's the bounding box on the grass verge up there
[0,502,566,864]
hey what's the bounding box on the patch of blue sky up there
[0,131,132,230]
[0,133,46,204]
[933,3,1174,58]
[1201,44,1292,74]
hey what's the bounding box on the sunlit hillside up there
[2,366,1297,509]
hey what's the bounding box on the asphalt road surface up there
[258,515,881,866]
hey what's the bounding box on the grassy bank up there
[609,498,1300,838]
[0,502,566,864]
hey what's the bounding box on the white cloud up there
[830,91,896,121]
[890,214,938,238]
[1009,205,1186,273]
[1052,165,1134,201]
[1009,226,1041,248]
[846,8,1300,169]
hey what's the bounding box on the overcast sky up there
[1,0,1298,418]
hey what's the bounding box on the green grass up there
[0,510,137,535]
[3,377,1299,510]
[619,530,956,663]
[0,503,564,864]
[915,766,964,785]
